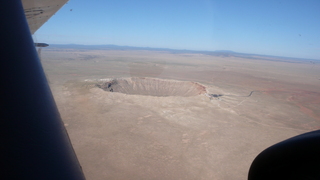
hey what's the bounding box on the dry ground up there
[41,49,320,180]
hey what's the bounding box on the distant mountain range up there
[47,44,319,63]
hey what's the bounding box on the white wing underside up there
[22,0,69,34]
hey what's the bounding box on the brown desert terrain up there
[41,47,320,180]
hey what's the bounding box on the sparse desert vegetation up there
[41,46,320,180]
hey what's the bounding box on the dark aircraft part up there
[0,1,85,180]
[34,42,49,47]
[248,130,320,180]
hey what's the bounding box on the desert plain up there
[41,46,320,180]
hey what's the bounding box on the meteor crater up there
[96,77,207,97]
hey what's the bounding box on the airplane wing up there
[22,0,69,34]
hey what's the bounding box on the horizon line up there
[46,43,320,62]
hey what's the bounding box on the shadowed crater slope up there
[96,77,206,97]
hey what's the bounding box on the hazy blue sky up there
[33,0,320,59]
